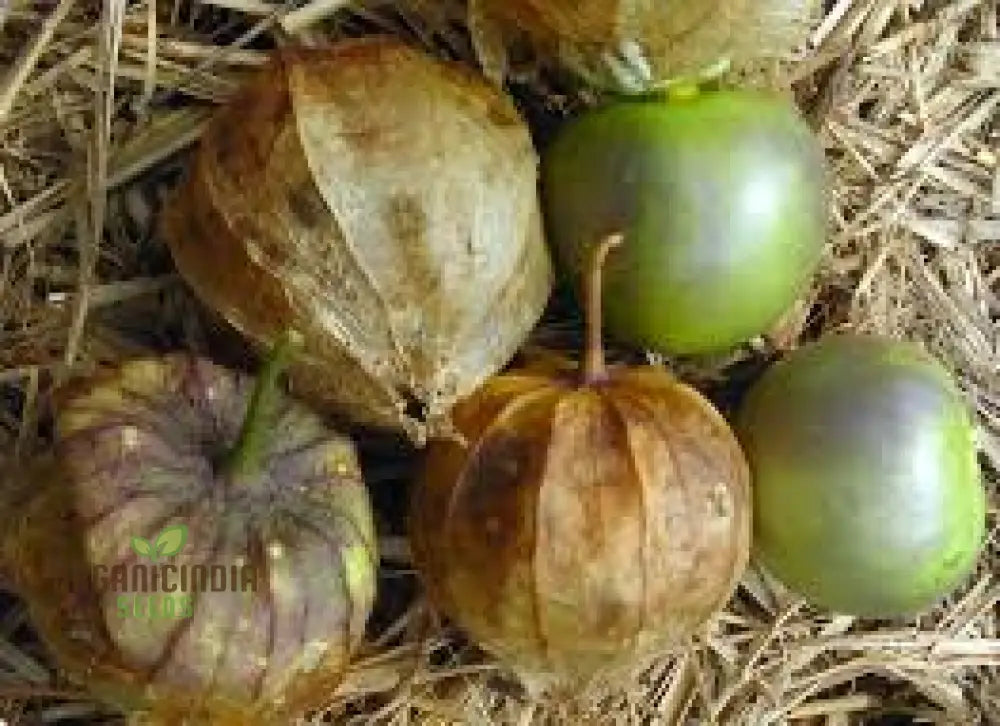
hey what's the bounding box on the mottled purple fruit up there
[4,354,377,725]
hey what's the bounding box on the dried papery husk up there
[4,355,377,725]
[161,37,553,443]
[411,237,751,686]
[470,0,820,92]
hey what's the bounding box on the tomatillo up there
[737,335,987,617]
[542,89,827,355]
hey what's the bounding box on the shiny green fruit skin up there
[542,90,827,355]
[738,335,987,617]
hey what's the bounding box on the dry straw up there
[0,0,998,723]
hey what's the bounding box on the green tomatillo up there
[542,88,827,356]
[737,335,987,617]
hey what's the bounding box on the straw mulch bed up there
[0,0,998,723]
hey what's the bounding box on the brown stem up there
[582,234,624,384]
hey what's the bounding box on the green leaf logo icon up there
[154,525,188,560]
[130,525,188,563]
[131,537,153,559]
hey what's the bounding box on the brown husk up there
[161,37,553,443]
[412,364,753,688]
[468,0,822,91]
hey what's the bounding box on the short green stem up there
[224,329,303,480]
